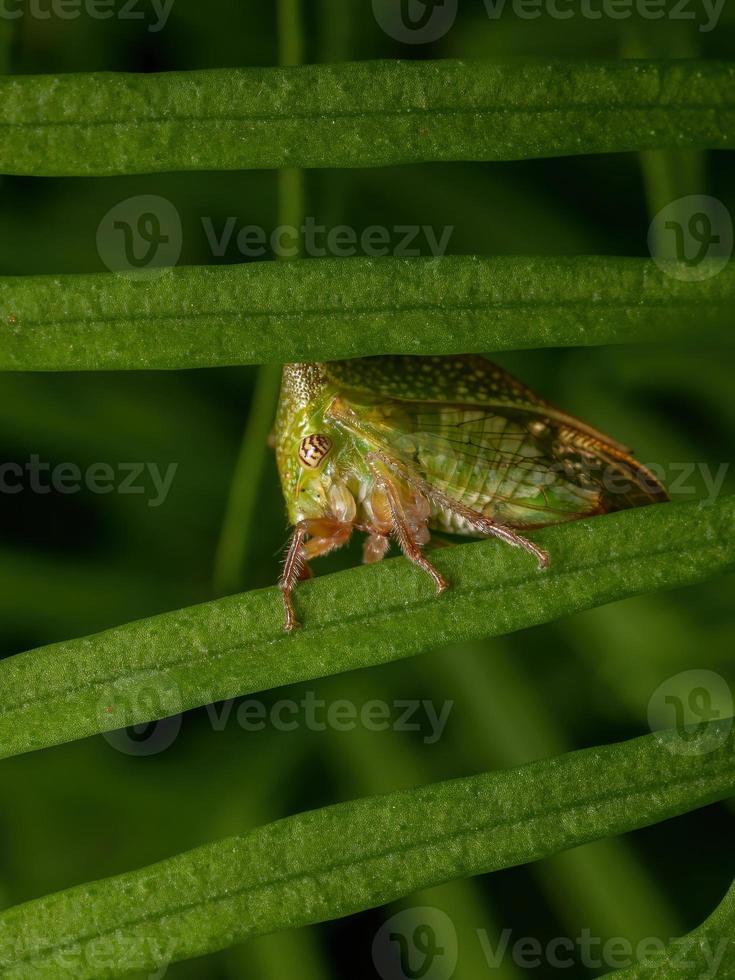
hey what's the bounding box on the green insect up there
[274,355,668,631]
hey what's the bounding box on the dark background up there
[0,2,733,977]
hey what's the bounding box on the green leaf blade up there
[605,881,735,977]
[0,721,733,978]
[1,60,734,176]
[1,256,733,371]
[0,496,732,761]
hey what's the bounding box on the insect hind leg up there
[367,456,448,595]
[372,450,550,570]
[446,501,550,569]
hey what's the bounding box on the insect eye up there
[298,433,332,468]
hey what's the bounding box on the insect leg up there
[442,499,550,568]
[374,451,550,570]
[368,457,448,594]
[280,521,310,632]
[280,519,354,631]
[363,532,390,564]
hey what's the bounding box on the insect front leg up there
[280,519,353,631]
[367,457,448,595]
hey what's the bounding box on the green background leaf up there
[1,256,733,371]
[1,60,733,176]
[1,720,733,979]
[1,496,732,761]
[2,5,734,977]
[606,881,735,977]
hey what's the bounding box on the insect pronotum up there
[273,355,669,631]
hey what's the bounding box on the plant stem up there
[212,0,305,596]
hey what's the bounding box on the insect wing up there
[325,356,667,528]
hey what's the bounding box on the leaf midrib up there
[3,98,733,131]
[6,298,730,332]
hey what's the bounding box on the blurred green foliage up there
[3,719,734,977]
[0,2,733,977]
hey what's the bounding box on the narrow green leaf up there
[422,645,681,943]
[329,673,521,980]
[1,256,733,371]
[1,60,733,176]
[0,496,732,761]
[605,881,735,977]
[0,721,733,979]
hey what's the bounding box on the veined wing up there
[326,356,668,529]
[326,354,633,452]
